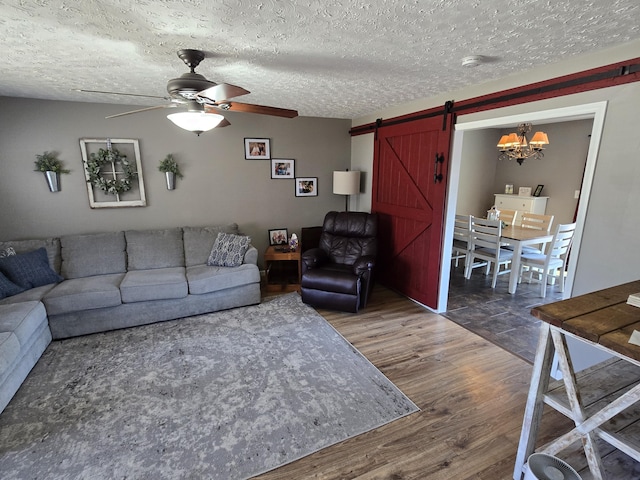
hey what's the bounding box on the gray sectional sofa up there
[0,224,261,413]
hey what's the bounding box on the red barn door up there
[372,115,452,308]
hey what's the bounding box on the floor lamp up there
[333,170,361,212]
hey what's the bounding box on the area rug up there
[0,293,418,479]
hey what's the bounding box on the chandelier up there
[497,123,549,165]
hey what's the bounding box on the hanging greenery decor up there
[34,151,70,174]
[85,147,137,195]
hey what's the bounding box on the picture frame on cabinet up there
[518,186,532,197]
[533,184,544,197]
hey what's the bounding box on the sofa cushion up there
[0,301,47,346]
[125,228,184,270]
[0,332,20,381]
[0,272,25,299]
[301,265,359,295]
[61,232,126,279]
[0,248,63,290]
[120,267,188,303]
[0,238,61,274]
[43,274,125,315]
[186,264,260,295]
[207,233,251,268]
[0,284,56,306]
[182,224,239,267]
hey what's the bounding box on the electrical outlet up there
[574,190,581,199]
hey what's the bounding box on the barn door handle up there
[434,153,444,184]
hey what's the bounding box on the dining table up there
[500,225,554,294]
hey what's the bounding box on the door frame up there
[437,101,608,312]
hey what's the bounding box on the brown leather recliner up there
[301,211,377,313]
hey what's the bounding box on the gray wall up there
[0,97,352,267]
[455,129,499,218]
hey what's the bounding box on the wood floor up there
[254,285,576,480]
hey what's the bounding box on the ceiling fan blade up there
[106,104,177,119]
[75,89,170,100]
[217,118,231,128]
[196,83,250,102]
[210,101,298,118]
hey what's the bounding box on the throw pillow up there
[0,247,64,289]
[207,233,251,267]
[0,271,25,299]
[0,246,16,258]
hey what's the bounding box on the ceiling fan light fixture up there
[167,111,224,136]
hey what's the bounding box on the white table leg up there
[514,324,555,480]
[508,240,523,294]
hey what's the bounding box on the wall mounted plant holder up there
[45,171,60,192]
[165,172,176,190]
[34,151,69,193]
[158,154,183,190]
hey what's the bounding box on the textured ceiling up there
[1,0,639,119]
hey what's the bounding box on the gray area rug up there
[0,293,418,479]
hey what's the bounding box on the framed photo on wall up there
[533,184,544,197]
[244,138,271,160]
[271,159,295,179]
[268,228,289,246]
[295,177,318,197]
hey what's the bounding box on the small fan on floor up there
[524,453,582,480]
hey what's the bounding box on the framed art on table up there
[533,184,544,197]
[269,228,289,246]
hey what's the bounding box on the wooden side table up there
[264,245,301,293]
[514,280,640,480]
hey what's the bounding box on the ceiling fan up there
[78,49,298,135]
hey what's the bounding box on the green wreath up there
[86,147,137,195]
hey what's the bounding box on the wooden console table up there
[514,280,640,480]
[264,246,301,293]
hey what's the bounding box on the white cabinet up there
[493,194,548,225]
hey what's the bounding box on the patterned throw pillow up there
[207,233,251,267]
[0,246,16,258]
[0,247,64,289]
[0,271,25,299]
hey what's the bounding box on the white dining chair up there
[464,217,513,288]
[519,222,577,298]
[519,212,555,254]
[452,214,471,267]
[498,209,518,226]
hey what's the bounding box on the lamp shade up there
[333,170,361,195]
[167,112,224,135]
[529,131,549,146]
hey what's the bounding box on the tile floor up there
[444,263,563,364]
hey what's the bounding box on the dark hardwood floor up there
[255,285,577,479]
[444,263,563,364]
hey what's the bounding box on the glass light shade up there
[333,170,361,195]
[530,131,549,146]
[167,111,224,134]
